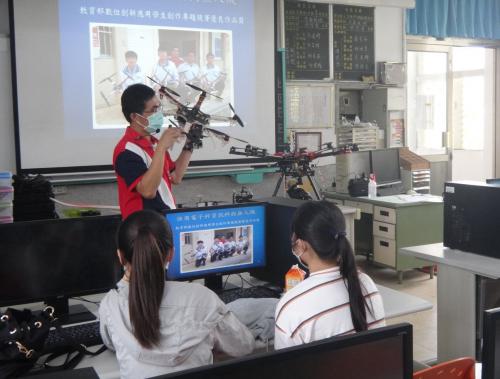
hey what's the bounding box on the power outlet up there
[53,186,68,195]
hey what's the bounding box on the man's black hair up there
[125,50,138,60]
[121,84,156,123]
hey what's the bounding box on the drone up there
[148,76,246,149]
[230,142,359,200]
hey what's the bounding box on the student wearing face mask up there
[113,84,194,219]
[274,201,385,350]
[99,210,255,379]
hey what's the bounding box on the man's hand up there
[157,128,184,151]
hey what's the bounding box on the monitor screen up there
[165,204,266,281]
[0,215,122,307]
[155,323,413,379]
[486,179,500,186]
[370,148,401,186]
[483,307,500,379]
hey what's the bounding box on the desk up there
[400,243,500,362]
[323,191,443,282]
[69,281,432,378]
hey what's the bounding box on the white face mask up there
[292,243,309,269]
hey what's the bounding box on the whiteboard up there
[286,84,335,128]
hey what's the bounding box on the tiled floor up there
[357,257,438,363]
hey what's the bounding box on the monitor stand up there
[45,296,96,325]
[377,182,403,197]
[204,275,238,293]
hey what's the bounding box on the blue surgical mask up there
[136,111,163,134]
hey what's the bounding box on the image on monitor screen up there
[166,204,265,281]
[180,226,253,273]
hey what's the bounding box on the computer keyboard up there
[43,321,102,353]
[218,286,282,304]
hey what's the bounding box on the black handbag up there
[0,307,106,379]
[0,307,55,378]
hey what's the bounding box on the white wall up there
[0,0,15,172]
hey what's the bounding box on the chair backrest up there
[413,357,475,379]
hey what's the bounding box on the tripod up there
[272,166,323,201]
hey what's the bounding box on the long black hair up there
[117,210,173,348]
[291,201,370,332]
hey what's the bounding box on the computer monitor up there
[482,307,500,379]
[153,323,413,379]
[486,178,500,186]
[370,148,402,186]
[0,215,122,324]
[165,203,266,291]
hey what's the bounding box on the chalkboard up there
[284,0,330,80]
[332,5,375,81]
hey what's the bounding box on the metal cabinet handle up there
[380,210,389,217]
[380,241,389,247]
[379,226,388,232]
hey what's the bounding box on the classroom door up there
[450,47,495,182]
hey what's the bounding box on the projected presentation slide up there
[166,205,265,280]
[58,1,249,132]
[13,0,275,170]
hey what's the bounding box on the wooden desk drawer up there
[344,200,373,215]
[373,221,395,239]
[374,206,396,224]
[373,236,396,267]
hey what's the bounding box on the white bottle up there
[368,173,377,198]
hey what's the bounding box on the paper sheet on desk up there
[377,194,443,204]
[398,194,442,203]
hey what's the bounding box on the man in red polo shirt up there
[113,84,193,219]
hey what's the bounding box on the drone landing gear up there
[272,173,322,201]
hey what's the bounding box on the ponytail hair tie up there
[333,231,347,240]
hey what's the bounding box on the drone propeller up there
[205,127,248,144]
[98,72,117,84]
[185,82,223,100]
[147,76,181,97]
[228,103,244,127]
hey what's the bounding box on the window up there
[407,45,495,155]
[451,47,495,151]
[407,51,448,155]
[98,26,113,57]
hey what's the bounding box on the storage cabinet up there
[324,190,443,282]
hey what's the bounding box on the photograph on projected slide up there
[179,226,253,274]
[90,24,234,129]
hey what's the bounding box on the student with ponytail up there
[274,201,385,349]
[99,210,254,379]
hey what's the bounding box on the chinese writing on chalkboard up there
[333,5,374,81]
[284,1,330,80]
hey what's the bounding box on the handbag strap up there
[42,344,107,371]
[41,321,107,371]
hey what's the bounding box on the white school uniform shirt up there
[151,60,179,86]
[274,267,385,350]
[120,65,144,90]
[178,62,200,82]
[201,64,221,83]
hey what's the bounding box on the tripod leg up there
[306,175,322,200]
[273,174,285,197]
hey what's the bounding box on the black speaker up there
[250,197,309,287]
